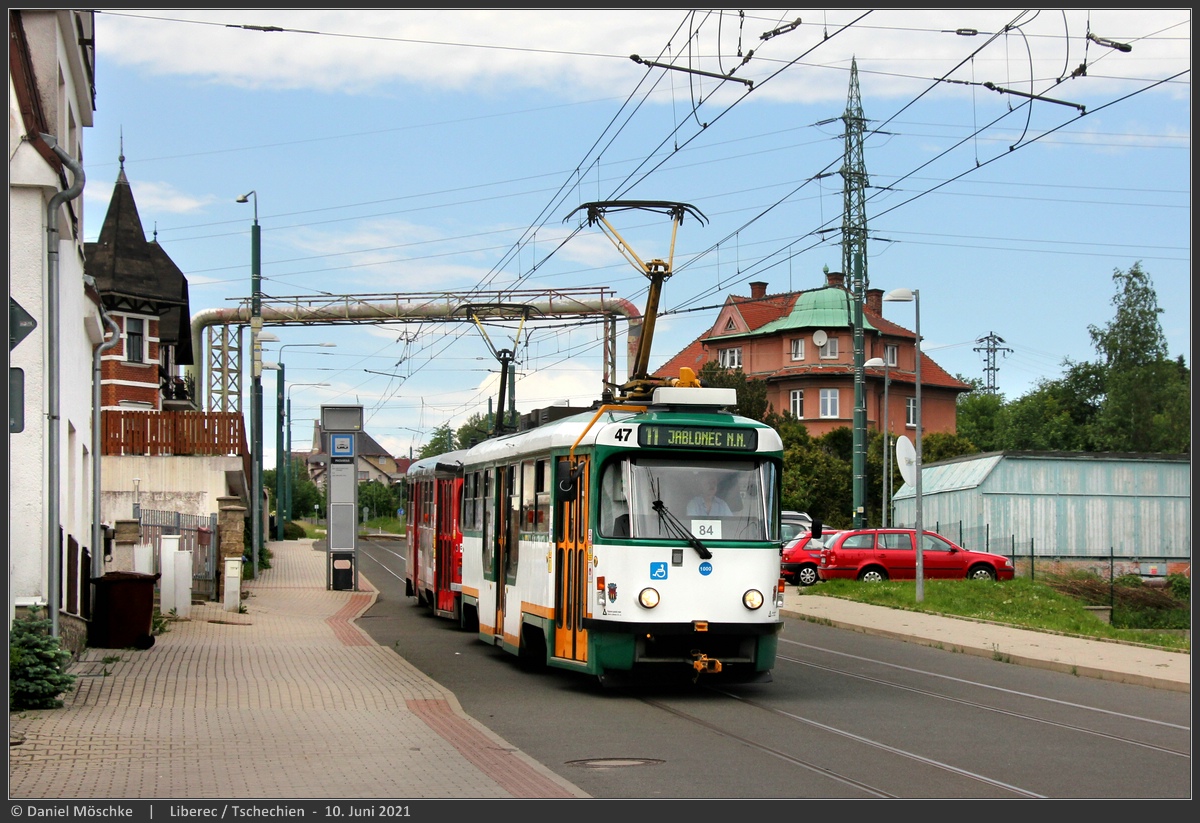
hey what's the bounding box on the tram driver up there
[687,472,733,517]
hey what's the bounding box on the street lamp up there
[261,361,280,549]
[286,382,330,527]
[884,287,922,602]
[864,355,890,527]
[237,190,262,579]
[267,342,336,539]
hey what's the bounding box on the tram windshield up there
[598,457,778,542]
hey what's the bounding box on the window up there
[521,460,537,532]
[906,397,917,427]
[820,388,839,419]
[790,338,805,361]
[718,347,742,369]
[505,465,520,583]
[790,389,804,419]
[534,459,550,534]
[819,337,839,359]
[842,533,874,549]
[923,533,954,553]
[885,344,898,368]
[125,317,144,363]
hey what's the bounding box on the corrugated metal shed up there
[892,451,1190,557]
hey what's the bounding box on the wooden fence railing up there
[102,410,248,460]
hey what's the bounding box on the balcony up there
[101,409,251,481]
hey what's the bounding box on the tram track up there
[777,653,1190,758]
[641,691,1046,799]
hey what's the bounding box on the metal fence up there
[138,509,220,601]
[895,519,1190,582]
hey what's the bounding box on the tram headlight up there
[742,589,765,610]
[638,588,660,609]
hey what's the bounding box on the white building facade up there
[9,9,99,637]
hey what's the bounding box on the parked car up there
[780,510,812,543]
[817,528,1014,582]
[782,529,840,586]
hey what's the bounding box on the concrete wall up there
[101,455,246,523]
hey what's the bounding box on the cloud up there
[95,10,1189,104]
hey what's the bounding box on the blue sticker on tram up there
[698,561,713,576]
[650,562,668,580]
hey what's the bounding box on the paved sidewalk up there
[9,539,589,800]
[781,588,1190,692]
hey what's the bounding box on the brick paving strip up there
[9,540,587,799]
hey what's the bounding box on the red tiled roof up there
[729,292,798,330]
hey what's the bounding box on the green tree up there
[358,480,398,520]
[765,414,855,528]
[456,412,491,449]
[920,431,979,464]
[1086,263,1189,453]
[955,377,1005,453]
[287,456,323,521]
[418,424,456,459]
[697,361,770,420]
[1000,378,1092,451]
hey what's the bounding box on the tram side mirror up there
[810,519,822,539]
[556,461,579,502]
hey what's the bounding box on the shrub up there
[10,606,77,710]
[1166,573,1189,603]
[283,519,307,540]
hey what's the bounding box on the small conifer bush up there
[10,605,77,710]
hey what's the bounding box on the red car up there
[781,530,840,587]
[817,528,1014,582]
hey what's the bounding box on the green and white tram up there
[452,382,786,685]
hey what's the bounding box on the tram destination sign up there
[638,424,758,451]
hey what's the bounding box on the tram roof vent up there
[649,386,737,410]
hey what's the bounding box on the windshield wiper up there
[652,499,712,560]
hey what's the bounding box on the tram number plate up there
[691,519,722,539]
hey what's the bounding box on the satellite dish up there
[812,329,828,347]
[896,436,916,486]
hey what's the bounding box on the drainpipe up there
[92,307,121,582]
[41,132,84,637]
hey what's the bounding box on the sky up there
[79,9,1191,467]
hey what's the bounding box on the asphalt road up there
[355,537,1191,799]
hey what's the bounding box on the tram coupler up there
[691,652,722,676]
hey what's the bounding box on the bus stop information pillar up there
[322,404,362,591]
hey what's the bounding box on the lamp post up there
[864,356,890,527]
[286,383,330,526]
[236,190,262,579]
[267,343,336,539]
[884,287,922,602]
[260,361,280,547]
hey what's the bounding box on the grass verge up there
[798,577,1189,653]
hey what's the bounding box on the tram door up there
[433,475,460,615]
[553,456,589,663]
[491,465,517,643]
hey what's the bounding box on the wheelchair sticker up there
[650,562,668,580]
